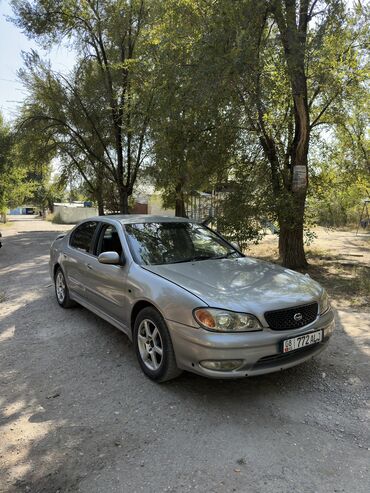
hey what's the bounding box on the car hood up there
[144,257,322,321]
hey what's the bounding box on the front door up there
[85,223,130,329]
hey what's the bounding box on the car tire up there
[54,267,76,308]
[133,307,182,382]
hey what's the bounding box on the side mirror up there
[98,251,122,265]
[231,241,241,251]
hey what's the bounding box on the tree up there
[0,114,17,222]
[0,112,52,222]
[12,0,158,213]
[309,81,370,227]
[229,0,368,267]
[18,55,111,214]
[11,0,368,267]
[157,0,368,268]
[149,0,239,217]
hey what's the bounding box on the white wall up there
[54,205,98,224]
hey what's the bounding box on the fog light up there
[200,360,243,371]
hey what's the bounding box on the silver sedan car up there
[50,215,335,382]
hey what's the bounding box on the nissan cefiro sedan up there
[49,215,335,382]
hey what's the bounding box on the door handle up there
[86,263,93,270]
[63,253,68,259]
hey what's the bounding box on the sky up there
[0,0,76,122]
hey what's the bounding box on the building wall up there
[9,206,36,215]
[54,205,98,224]
[9,207,22,215]
[131,202,148,214]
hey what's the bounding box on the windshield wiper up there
[169,252,240,263]
[170,255,214,264]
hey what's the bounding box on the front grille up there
[264,302,318,330]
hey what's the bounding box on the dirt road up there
[0,217,369,493]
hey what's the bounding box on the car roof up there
[99,214,194,225]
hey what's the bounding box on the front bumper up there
[167,309,335,378]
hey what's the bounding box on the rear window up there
[70,221,98,253]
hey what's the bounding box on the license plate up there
[282,330,322,353]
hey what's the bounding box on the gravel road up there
[0,217,369,493]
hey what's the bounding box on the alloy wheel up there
[56,271,66,304]
[137,319,164,371]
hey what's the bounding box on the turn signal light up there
[195,309,216,329]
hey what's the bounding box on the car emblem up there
[294,312,303,322]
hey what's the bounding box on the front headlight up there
[193,308,261,332]
[319,290,331,314]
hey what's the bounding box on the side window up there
[70,221,98,253]
[97,224,123,257]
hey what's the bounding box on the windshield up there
[125,222,242,266]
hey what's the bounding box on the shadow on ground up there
[1,228,369,493]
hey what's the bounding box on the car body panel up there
[167,310,334,378]
[49,217,206,337]
[143,257,322,325]
[49,214,335,378]
[80,255,131,327]
[125,263,207,330]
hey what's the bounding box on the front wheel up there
[54,267,76,308]
[134,307,182,382]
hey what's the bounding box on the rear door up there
[64,220,99,299]
[83,222,131,328]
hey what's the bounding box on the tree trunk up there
[96,163,105,216]
[119,188,129,214]
[270,0,311,269]
[98,200,104,216]
[175,197,187,217]
[278,192,307,269]
[278,92,310,269]
[96,183,104,215]
[175,183,187,217]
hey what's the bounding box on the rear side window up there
[70,221,98,253]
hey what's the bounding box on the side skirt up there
[71,292,132,341]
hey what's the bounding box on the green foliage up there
[310,169,369,227]
[309,78,369,228]
[0,114,32,220]
[147,0,239,212]
[7,0,369,261]
[0,110,61,221]
[150,0,368,263]
[13,0,162,213]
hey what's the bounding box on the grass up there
[305,249,370,307]
[303,262,365,307]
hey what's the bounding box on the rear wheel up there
[54,267,76,308]
[134,307,182,382]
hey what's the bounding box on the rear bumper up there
[167,309,335,378]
